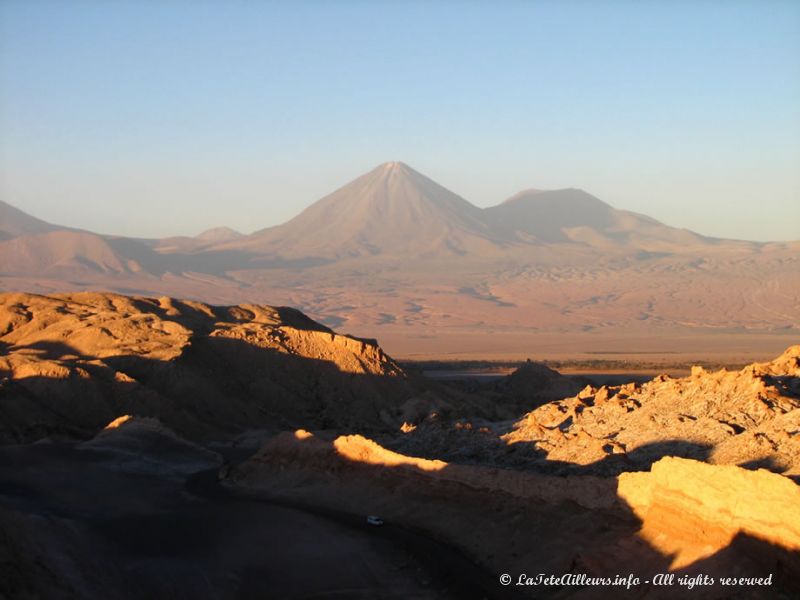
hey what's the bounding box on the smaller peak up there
[500,188,549,206]
[502,189,545,203]
[501,187,604,206]
[196,226,244,242]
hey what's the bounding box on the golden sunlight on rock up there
[502,345,800,477]
[618,457,800,569]
[0,292,423,444]
[104,415,133,430]
[333,435,447,472]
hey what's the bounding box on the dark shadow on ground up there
[0,299,508,444]
[231,432,800,599]
[0,443,473,600]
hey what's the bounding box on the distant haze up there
[1,1,798,241]
[1,161,797,362]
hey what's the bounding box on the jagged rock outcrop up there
[0,292,415,443]
[502,346,800,477]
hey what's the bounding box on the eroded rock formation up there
[0,292,413,443]
[503,346,800,477]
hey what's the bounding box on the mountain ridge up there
[1,162,772,252]
[1,162,796,359]
[208,161,724,258]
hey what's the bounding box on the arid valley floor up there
[0,291,798,599]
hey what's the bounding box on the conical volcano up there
[223,162,505,259]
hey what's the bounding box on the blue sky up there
[1,1,798,241]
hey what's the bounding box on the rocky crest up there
[0,292,413,443]
[502,346,800,477]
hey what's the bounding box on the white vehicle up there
[366,515,384,526]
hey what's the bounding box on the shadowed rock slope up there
[0,291,429,444]
[230,431,800,599]
[81,415,223,475]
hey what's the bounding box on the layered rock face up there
[503,346,800,477]
[618,457,800,570]
[0,292,412,443]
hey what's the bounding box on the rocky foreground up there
[230,430,800,598]
[0,291,493,443]
[0,292,798,599]
[223,346,800,598]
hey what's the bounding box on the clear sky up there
[1,1,798,241]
